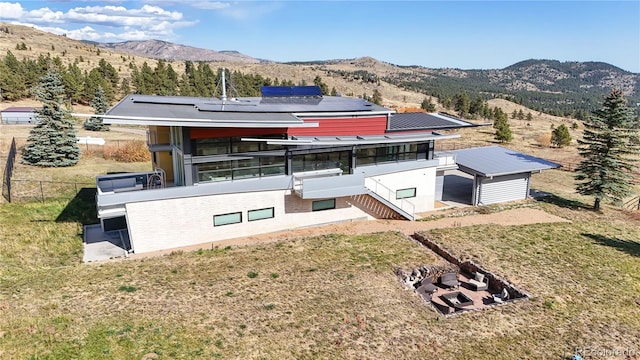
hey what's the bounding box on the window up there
[292,151,350,173]
[312,199,336,212]
[356,143,420,166]
[197,156,285,183]
[396,188,417,199]
[248,207,275,221]
[213,212,242,226]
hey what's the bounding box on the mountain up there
[95,39,260,63]
[379,59,639,115]
[1,22,638,116]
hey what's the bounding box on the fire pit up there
[440,291,473,309]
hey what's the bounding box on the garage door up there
[478,173,529,205]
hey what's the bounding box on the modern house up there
[1,107,37,124]
[91,86,477,255]
[87,85,561,258]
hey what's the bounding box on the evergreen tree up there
[120,78,131,95]
[493,117,512,143]
[575,89,640,210]
[61,63,84,104]
[22,69,80,167]
[371,89,383,105]
[551,124,571,147]
[330,87,338,96]
[453,92,470,116]
[421,97,436,112]
[313,75,329,95]
[84,86,110,131]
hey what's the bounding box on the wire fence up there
[2,138,16,202]
[1,136,139,203]
[7,179,95,203]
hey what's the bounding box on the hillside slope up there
[95,39,260,63]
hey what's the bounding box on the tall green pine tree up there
[84,86,110,131]
[22,69,80,167]
[575,89,639,210]
[551,124,571,147]
[493,117,513,143]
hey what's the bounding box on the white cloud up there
[0,1,196,42]
[0,2,25,19]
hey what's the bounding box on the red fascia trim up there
[288,115,388,136]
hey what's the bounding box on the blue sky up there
[1,1,638,72]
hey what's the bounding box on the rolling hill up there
[1,22,638,116]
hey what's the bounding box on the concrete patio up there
[83,224,131,262]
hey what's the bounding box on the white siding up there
[125,189,370,254]
[478,173,530,205]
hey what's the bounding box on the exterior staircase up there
[350,193,405,220]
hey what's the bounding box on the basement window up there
[248,207,275,221]
[213,212,242,226]
[312,199,336,212]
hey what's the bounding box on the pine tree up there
[84,86,110,131]
[371,89,383,105]
[575,89,639,210]
[551,124,571,147]
[494,117,513,143]
[22,69,80,167]
[313,75,329,95]
[421,98,436,112]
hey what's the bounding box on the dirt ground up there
[129,206,570,259]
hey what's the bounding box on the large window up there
[213,212,242,226]
[197,156,285,183]
[292,151,350,174]
[194,136,284,156]
[312,199,336,212]
[248,207,275,221]
[356,143,419,166]
[396,188,417,199]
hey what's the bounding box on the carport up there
[445,146,561,206]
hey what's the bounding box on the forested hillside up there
[1,22,638,121]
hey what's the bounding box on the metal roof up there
[388,112,477,131]
[1,107,36,112]
[448,146,561,177]
[100,95,313,128]
[110,94,389,114]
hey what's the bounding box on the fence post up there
[40,181,44,203]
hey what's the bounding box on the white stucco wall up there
[367,167,436,213]
[125,190,370,254]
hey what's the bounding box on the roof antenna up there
[221,67,227,102]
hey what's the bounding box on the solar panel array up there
[261,86,323,97]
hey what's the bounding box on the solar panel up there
[261,86,323,97]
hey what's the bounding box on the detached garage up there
[1,107,38,124]
[450,146,561,206]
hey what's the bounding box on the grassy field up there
[1,161,639,359]
[1,113,640,358]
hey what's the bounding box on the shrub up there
[103,140,150,162]
[537,133,552,147]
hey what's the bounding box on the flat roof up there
[449,146,561,177]
[100,94,392,128]
[1,107,36,112]
[387,112,477,131]
[111,94,390,115]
